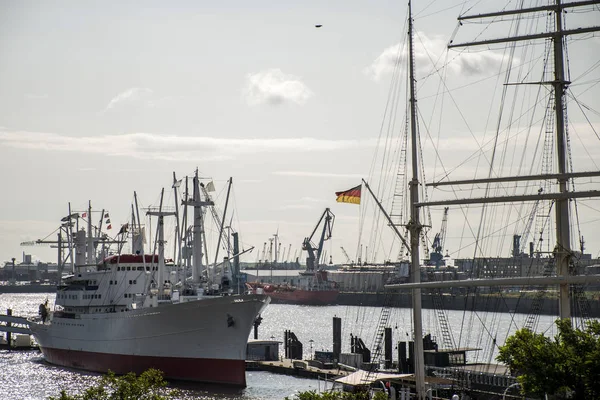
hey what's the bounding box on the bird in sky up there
[315,24,322,28]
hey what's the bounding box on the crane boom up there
[302,208,335,271]
[340,246,351,264]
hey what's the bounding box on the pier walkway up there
[246,359,351,381]
[0,313,32,335]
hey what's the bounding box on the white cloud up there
[0,130,374,162]
[244,68,313,106]
[364,31,508,81]
[104,87,154,112]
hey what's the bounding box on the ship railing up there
[52,310,79,319]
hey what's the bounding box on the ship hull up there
[30,294,269,387]
[40,347,246,385]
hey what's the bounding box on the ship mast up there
[359,2,425,394]
[86,201,93,265]
[182,169,214,283]
[407,1,426,396]
[387,2,600,314]
[443,0,600,321]
[147,188,176,292]
[551,0,572,320]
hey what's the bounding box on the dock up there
[0,310,38,350]
[246,358,351,381]
[0,313,32,335]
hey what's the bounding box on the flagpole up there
[361,179,411,252]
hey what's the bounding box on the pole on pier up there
[333,316,341,363]
[6,309,12,347]
[384,327,393,369]
[253,315,262,340]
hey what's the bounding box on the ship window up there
[133,280,137,284]
[137,267,144,271]
[127,267,131,271]
[146,266,150,271]
[129,280,132,284]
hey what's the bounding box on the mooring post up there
[6,309,12,348]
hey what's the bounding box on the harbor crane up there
[430,207,449,267]
[340,246,351,264]
[302,208,335,272]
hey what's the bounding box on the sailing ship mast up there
[390,5,600,288]
[362,2,427,395]
[381,0,600,396]
[441,0,600,322]
[407,1,426,397]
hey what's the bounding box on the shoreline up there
[2,285,599,317]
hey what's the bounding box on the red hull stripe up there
[41,347,247,387]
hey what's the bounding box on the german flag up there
[335,184,361,204]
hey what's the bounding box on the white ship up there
[29,171,270,387]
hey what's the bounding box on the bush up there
[497,319,600,399]
[49,369,179,400]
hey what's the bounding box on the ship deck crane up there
[302,208,335,272]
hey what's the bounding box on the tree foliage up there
[49,368,178,400]
[497,318,600,399]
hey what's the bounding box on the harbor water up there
[0,293,559,399]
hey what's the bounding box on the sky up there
[1,0,599,266]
